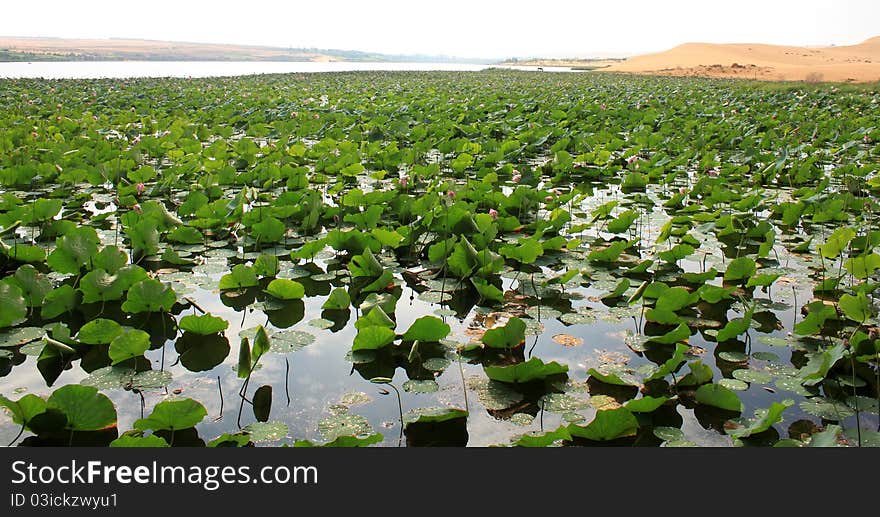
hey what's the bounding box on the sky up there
[1,0,878,59]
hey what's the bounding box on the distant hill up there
[603,36,880,83]
[0,36,492,64]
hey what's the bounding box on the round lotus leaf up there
[0,327,44,348]
[426,279,467,292]
[466,378,524,410]
[799,398,855,420]
[525,306,562,321]
[205,248,238,259]
[192,263,229,275]
[719,378,749,391]
[774,377,813,396]
[752,352,780,362]
[277,267,313,279]
[653,426,685,442]
[560,312,596,325]
[403,379,439,394]
[18,340,44,356]
[718,351,749,363]
[589,395,622,410]
[664,440,699,447]
[308,318,334,329]
[269,330,316,353]
[134,398,207,431]
[319,412,372,441]
[552,334,584,347]
[47,385,117,432]
[418,291,453,303]
[422,357,451,371]
[339,392,372,406]
[509,413,534,426]
[540,393,589,413]
[523,319,545,336]
[758,336,795,348]
[244,421,289,443]
[563,412,586,423]
[731,369,773,384]
[847,396,879,413]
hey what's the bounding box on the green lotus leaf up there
[695,383,743,412]
[110,434,171,448]
[322,288,351,310]
[352,325,396,351]
[178,313,229,335]
[723,257,756,282]
[485,357,568,384]
[0,282,27,328]
[47,385,117,431]
[77,318,124,345]
[402,316,450,342]
[122,278,177,313]
[219,264,259,290]
[264,278,305,300]
[481,317,526,348]
[568,408,639,441]
[108,329,151,365]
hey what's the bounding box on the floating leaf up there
[352,326,396,351]
[244,421,289,442]
[134,399,207,431]
[47,385,117,431]
[695,383,743,412]
[481,317,526,349]
[568,408,638,441]
[178,313,229,335]
[264,278,305,300]
[402,316,450,342]
[122,278,177,313]
[108,329,151,365]
[0,283,27,328]
[77,318,123,345]
[318,412,372,441]
[402,379,440,394]
[485,357,568,384]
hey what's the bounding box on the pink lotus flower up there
[600,104,607,110]
[865,134,871,144]
[545,195,554,202]
[399,175,408,188]
[626,155,639,165]
[489,208,499,220]
[136,183,145,194]
[313,114,320,119]
[512,170,522,183]
[446,190,456,199]
[707,168,720,177]
[132,203,142,214]
[291,111,298,118]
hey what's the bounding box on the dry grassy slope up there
[604,36,880,82]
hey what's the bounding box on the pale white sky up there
[1,0,877,58]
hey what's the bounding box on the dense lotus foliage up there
[0,70,879,447]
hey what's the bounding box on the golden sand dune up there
[605,36,880,83]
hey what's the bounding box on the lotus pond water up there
[0,70,878,447]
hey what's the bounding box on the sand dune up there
[605,36,880,83]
